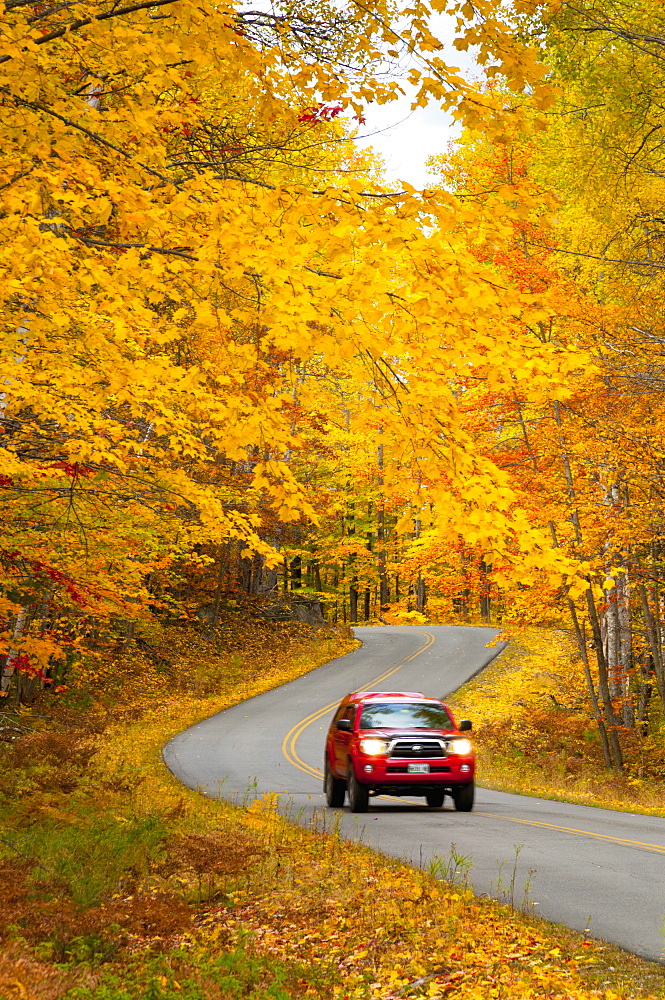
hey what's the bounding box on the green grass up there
[63,945,308,1000]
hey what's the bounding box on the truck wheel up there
[452,781,475,812]
[324,757,346,807]
[347,768,369,813]
[426,790,445,808]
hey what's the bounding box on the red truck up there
[324,690,475,813]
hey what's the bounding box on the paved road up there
[163,625,665,962]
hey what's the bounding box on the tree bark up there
[616,569,634,727]
[210,542,229,627]
[604,579,621,701]
[377,438,389,607]
[586,587,624,770]
[638,583,665,705]
[414,516,426,613]
[1,608,29,696]
[479,559,491,624]
[290,555,302,590]
[416,576,427,614]
[568,598,613,769]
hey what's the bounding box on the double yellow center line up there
[280,629,665,857]
[281,630,435,780]
[476,813,665,856]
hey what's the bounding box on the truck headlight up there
[359,738,388,756]
[448,738,473,755]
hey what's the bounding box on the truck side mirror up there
[336,718,352,732]
[458,719,472,732]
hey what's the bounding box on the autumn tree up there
[400,0,665,771]
[1,0,590,697]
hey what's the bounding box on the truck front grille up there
[389,739,446,759]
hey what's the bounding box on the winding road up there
[163,625,665,963]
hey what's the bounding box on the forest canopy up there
[2,0,664,771]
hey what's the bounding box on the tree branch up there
[304,265,342,279]
[7,90,178,187]
[525,240,665,271]
[73,234,197,260]
[0,0,182,64]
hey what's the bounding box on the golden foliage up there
[0,0,591,682]
[450,628,665,814]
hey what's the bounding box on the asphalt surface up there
[163,625,665,963]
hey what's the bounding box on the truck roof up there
[348,690,436,702]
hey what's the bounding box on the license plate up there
[407,763,430,774]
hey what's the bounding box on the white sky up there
[242,3,481,189]
[353,95,460,189]
[351,14,480,189]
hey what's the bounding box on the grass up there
[1,614,665,998]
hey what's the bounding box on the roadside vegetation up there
[2,616,665,1000]
[449,627,665,817]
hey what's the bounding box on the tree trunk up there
[549,415,623,766]
[586,588,624,771]
[552,401,583,545]
[350,580,358,623]
[636,653,652,735]
[568,598,613,769]
[1,608,29,696]
[290,555,302,590]
[616,569,634,727]
[210,542,229,627]
[638,583,665,706]
[377,439,389,607]
[479,559,491,624]
[347,482,357,621]
[604,579,620,701]
[416,576,426,614]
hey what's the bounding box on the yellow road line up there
[281,630,435,780]
[281,631,665,856]
[476,812,665,855]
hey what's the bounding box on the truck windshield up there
[359,702,453,730]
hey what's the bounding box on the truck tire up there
[347,768,369,813]
[452,781,475,812]
[324,757,346,807]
